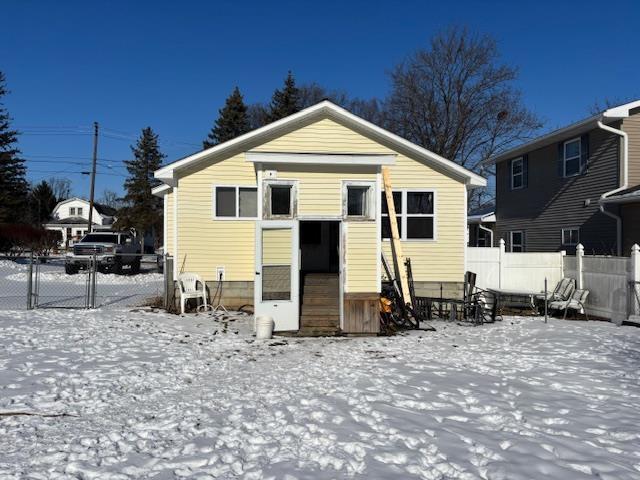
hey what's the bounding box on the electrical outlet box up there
[264,170,277,179]
[216,266,225,281]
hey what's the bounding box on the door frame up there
[254,219,300,331]
[297,216,344,330]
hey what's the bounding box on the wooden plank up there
[382,166,411,307]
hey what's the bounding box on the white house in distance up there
[44,197,117,247]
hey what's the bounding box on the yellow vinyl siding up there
[176,153,257,281]
[165,190,174,256]
[262,228,292,264]
[345,222,378,292]
[381,154,466,282]
[273,164,376,216]
[253,118,394,154]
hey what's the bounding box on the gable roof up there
[52,197,116,217]
[154,100,486,187]
[484,99,640,166]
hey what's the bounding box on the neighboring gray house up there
[485,100,640,255]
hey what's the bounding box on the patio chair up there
[534,278,575,314]
[178,273,208,314]
[549,289,589,320]
[462,271,499,324]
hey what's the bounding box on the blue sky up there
[2,0,639,198]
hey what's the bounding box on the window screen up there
[239,188,257,218]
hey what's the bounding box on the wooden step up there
[297,327,341,337]
[303,285,340,294]
[302,304,339,315]
[300,317,340,328]
[303,275,339,286]
[301,296,340,306]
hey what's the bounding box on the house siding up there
[622,107,640,186]
[174,116,467,287]
[495,125,620,254]
[165,190,174,256]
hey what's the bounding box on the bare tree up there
[588,97,635,116]
[385,27,542,208]
[99,189,124,210]
[47,177,72,202]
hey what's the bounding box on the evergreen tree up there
[0,72,28,223]
[28,180,58,226]
[203,87,250,149]
[267,71,300,122]
[116,127,165,247]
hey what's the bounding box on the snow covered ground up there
[1,308,640,479]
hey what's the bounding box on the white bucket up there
[255,315,274,340]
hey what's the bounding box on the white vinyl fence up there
[468,241,640,324]
[467,240,564,293]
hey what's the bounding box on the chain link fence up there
[0,253,168,310]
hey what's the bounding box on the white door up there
[255,220,299,331]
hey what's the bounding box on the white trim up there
[263,179,298,220]
[563,137,582,178]
[376,170,382,294]
[464,183,468,271]
[154,100,485,187]
[163,192,168,250]
[342,222,349,294]
[152,184,171,196]
[509,230,524,252]
[561,227,580,246]
[339,220,345,329]
[211,184,258,220]
[246,151,396,166]
[173,183,178,281]
[382,189,437,242]
[510,157,524,190]
[342,180,376,220]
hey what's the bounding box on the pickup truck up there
[65,232,141,275]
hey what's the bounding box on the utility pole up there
[87,122,99,233]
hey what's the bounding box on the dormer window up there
[69,207,76,216]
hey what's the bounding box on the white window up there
[69,207,76,216]
[511,157,524,189]
[381,190,435,240]
[343,181,375,219]
[562,227,579,246]
[563,138,581,177]
[213,185,257,219]
[77,207,83,216]
[510,231,524,252]
[263,180,296,219]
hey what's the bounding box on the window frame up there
[561,227,580,246]
[211,184,258,220]
[510,231,524,252]
[342,180,376,220]
[382,189,437,242]
[77,207,83,216]
[511,157,524,190]
[69,207,76,216]
[263,179,297,220]
[563,137,582,178]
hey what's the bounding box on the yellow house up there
[152,101,486,334]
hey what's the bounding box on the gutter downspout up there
[478,223,494,247]
[597,121,628,256]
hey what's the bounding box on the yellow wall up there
[176,153,257,281]
[253,117,394,154]
[345,222,378,292]
[381,155,466,283]
[173,116,466,286]
[262,228,292,264]
[272,164,376,216]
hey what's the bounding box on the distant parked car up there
[65,232,141,275]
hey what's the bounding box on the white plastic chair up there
[178,273,208,314]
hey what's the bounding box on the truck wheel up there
[65,264,79,275]
[113,258,123,275]
[130,258,141,275]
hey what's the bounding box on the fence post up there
[498,238,506,289]
[164,255,175,312]
[576,243,584,290]
[630,244,640,317]
[27,253,33,310]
